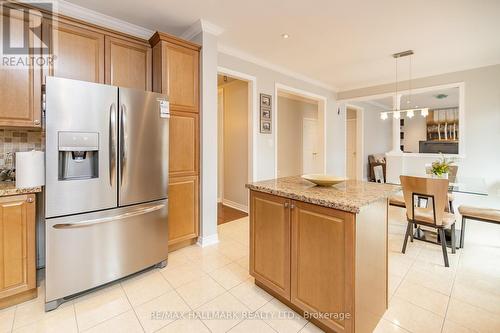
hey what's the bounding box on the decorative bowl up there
[301,174,345,187]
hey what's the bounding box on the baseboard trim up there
[222,199,248,213]
[197,234,219,247]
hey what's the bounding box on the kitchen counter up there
[246,176,400,213]
[0,182,42,197]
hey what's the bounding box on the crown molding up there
[50,0,154,39]
[181,19,224,40]
[218,44,337,92]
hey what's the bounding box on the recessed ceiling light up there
[281,33,289,39]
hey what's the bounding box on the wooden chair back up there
[449,165,458,183]
[400,176,449,226]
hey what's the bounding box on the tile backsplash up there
[0,129,44,168]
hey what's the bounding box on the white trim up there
[51,0,154,39]
[197,234,219,247]
[222,199,248,214]
[219,44,337,92]
[274,83,328,178]
[217,66,258,183]
[181,19,224,40]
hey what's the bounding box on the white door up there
[302,118,320,174]
[346,119,357,179]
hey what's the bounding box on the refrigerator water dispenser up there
[58,132,99,180]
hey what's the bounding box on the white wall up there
[277,96,318,177]
[339,64,500,192]
[218,52,342,181]
[403,116,427,153]
[349,102,392,180]
[220,80,249,209]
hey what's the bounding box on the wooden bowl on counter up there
[301,174,346,187]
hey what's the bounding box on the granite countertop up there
[0,182,42,197]
[246,176,401,213]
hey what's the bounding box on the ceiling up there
[65,0,500,91]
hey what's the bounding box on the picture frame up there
[260,107,271,120]
[260,93,272,108]
[260,121,272,134]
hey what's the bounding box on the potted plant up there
[431,154,455,178]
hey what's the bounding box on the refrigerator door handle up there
[120,103,127,187]
[52,203,166,229]
[109,103,117,187]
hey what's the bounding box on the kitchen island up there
[246,177,400,333]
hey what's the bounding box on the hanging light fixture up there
[379,50,429,120]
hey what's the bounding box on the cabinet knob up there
[34,120,41,125]
[290,203,296,209]
[284,202,289,208]
[27,197,34,203]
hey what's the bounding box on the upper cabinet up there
[150,32,200,112]
[0,7,42,128]
[105,36,152,90]
[45,20,105,83]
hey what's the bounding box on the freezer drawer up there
[45,200,168,303]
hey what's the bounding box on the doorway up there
[217,74,250,224]
[276,87,325,177]
[345,106,363,180]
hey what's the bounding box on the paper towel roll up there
[16,150,45,189]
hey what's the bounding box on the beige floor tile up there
[258,299,307,333]
[388,253,415,278]
[74,285,131,331]
[389,238,422,258]
[235,255,250,271]
[196,292,249,333]
[189,253,232,273]
[417,247,459,267]
[446,298,500,333]
[394,280,449,316]
[373,319,411,333]
[156,318,210,333]
[383,296,444,333]
[442,320,477,333]
[13,286,73,329]
[175,275,226,309]
[82,310,143,333]
[121,270,172,306]
[13,305,78,333]
[403,265,455,296]
[452,281,500,315]
[160,262,208,288]
[299,322,325,333]
[178,244,219,261]
[229,278,273,312]
[388,273,404,298]
[215,240,249,261]
[208,263,250,290]
[134,290,190,333]
[0,306,15,333]
[454,268,500,297]
[228,319,276,333]
[165,251,192,269]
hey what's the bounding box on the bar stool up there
[400,176,457,267]
[458,205,500,248]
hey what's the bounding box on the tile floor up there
[1,206,499,333]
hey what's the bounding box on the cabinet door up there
[250,191,291,300]
[169,111,199,177]
[168,176,199,244]
[0,9,42,127]
[163,43,199,112]
[0,194,36,299]
[47,20,104,83]
[105,36,152,90]
[291,201,355,333]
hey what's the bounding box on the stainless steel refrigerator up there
[44,77,170,311]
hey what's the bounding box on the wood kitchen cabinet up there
[45,20,105,83]
[291,201,355,333]
[150,32,201,248]
[168,176,199,244]
[0,8,42,128]
[249,191,291,300]
[105,36,152,90]
[0,194,37,309]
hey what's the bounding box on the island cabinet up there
[150,32,201,248]
[249,183,392,333]
[0,194,37,309]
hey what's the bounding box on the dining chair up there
[400,176,457,267]
[458,205,500,248]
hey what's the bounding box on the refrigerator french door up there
[44,77,169,311]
